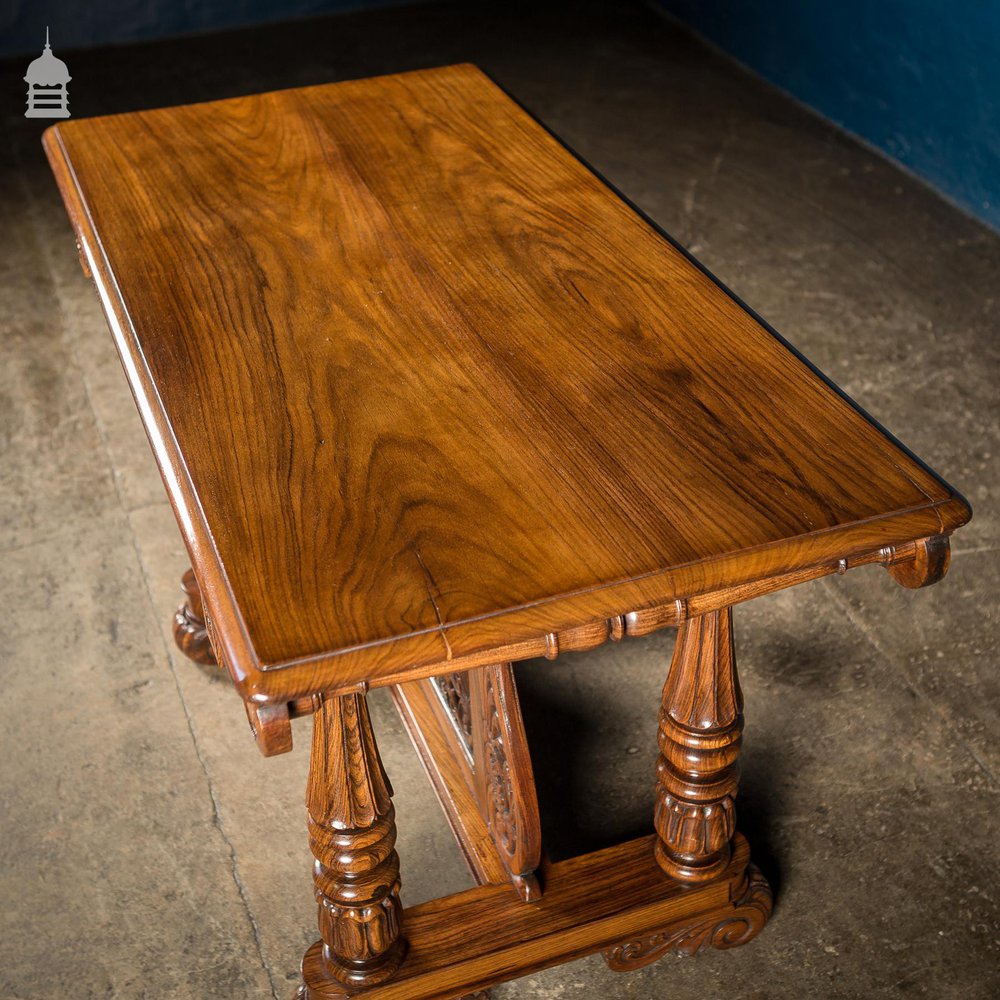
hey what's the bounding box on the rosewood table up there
[44,64,970,999]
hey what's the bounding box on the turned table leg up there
[654,607,742,883]
[307,691,406,991]
[604,607,771,971]
[172,568,218,666]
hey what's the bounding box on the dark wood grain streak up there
[42,64,971,708]
[42,62,970,1000]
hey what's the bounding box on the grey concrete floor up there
[1,2,997,997]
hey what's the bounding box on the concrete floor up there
[1,2,997,997]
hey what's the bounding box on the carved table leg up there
[172,568,218,666]
[655,607,742,883]
[304,691,406,994]
[604,607,771,971]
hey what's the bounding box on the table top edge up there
[42,78,973,704]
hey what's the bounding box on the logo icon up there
[25,28,71,119]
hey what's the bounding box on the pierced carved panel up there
[431,671,474,760]
[483,669,518,858]
[473,664,542,896]
[429,664,542,900]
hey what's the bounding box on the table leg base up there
[297,833,767,999]
[601,863,771,970]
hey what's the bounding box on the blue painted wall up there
[1,0,409,60]
[658,0,1000,231]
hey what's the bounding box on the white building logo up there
[24,28,71,119]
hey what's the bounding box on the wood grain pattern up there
[655,609,742,883]
[245,699,295,757]
[299,834,761,999]
[43,64,971,704]
[249,535,958,745]
[307,693,405,988]
[198,536,946,757]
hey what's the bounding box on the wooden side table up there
[44,64,970,999]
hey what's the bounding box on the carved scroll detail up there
[428,663,542,901]
[603,865,772,971]
[483,669,517,857]
[475,664,542,901]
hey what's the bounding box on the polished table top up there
[43,64,969,702]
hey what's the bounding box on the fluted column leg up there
[603,605,770,973]
[654,608,742,883]
[308,691,406,989]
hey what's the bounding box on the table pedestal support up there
[177,539,960,996]
[306,692,406,990]
[393,664,542,902]
[298,606,770,999]
[298,833,765,999]
[601,607,767,972]
[653,608,741,883]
